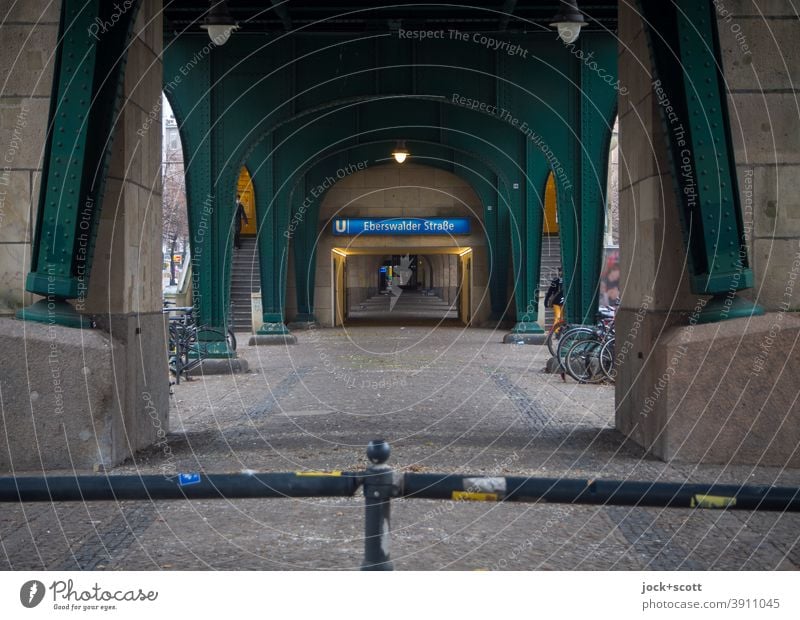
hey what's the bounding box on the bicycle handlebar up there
[162,306,194,314]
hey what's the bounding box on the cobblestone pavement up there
[2,326,799,570]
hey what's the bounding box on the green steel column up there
[18,0,141,327]
[250,137,292,335]
[489,182,514,321]
[164,40,215,334]
[193,47,236,356]
[638,0,762,323]
[506,143,549,341]
[559,33,617,325]
[492,53,543,340]
[289,169,325,326]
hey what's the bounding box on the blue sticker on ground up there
[178,473,201,486]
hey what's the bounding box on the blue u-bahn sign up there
[332,217,470,236]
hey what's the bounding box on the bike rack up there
[2,441,799,570]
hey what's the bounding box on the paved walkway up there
[2,326,798,570]
[347,290,458,321]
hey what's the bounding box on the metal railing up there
[2,440,798,570]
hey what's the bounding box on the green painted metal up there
[165,30,619,337]
[239,98,520,329]
[163,40,236,356]
[19,0,142,327]
[287,141,506,322]
[251,134,292,334]
[509,141,548,334]
[638,0,763,323]
[550,33,618,325]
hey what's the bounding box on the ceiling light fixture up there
[201,1,239,46]
[392,141,409,164]
[550,0,586,44]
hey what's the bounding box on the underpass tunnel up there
[289,161,490,327]
[333,250,471,325]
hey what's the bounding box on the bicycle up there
[163,304,229,384]
[599,336,616,382]
[557,306,616,383]
[564,329,614,384]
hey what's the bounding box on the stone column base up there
[503,321,546,344]
[191,358,249,375]
[616,312,800,467]
[503,332,547,345]
[0,315,169,472]
[248,334,298,345]
[287,318,319,331]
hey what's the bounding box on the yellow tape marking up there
[452,491,498,502]
[691,494,736,509]
[295,471,342,477]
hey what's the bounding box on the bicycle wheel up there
[565,338,604,383]
[600,337,616,382]
[167,322,181,384]
[227,328,237,352]
[556,326,596,371]
[546,321,567,358]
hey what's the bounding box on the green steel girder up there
[638,0,762,323]
[258,98,530,326]
[165,30,618,333]
[243,100,518,329]
[497,52,544,335]
[19,0,142,327]
[573,33,618,325]
[286,141,506,323]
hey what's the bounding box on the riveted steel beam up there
[165,30,617,337]
[638,0,763,323]
[19,0,142,327]
[554,32,618,326]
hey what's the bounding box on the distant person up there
[234,194,248,250]
[544,268,565,325]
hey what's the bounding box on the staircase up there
[539,234,562,328]
[230,236,260,332]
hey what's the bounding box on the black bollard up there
[361,439,399,570]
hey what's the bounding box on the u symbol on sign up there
[334,220,347,234]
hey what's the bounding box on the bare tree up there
[162,131,188,286]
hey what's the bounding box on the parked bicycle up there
[556,303,617,384]
[162,303,233,384]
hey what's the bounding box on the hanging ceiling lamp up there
[550,0,586,44]
[392,141,410,164]
[201,0,239,46]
